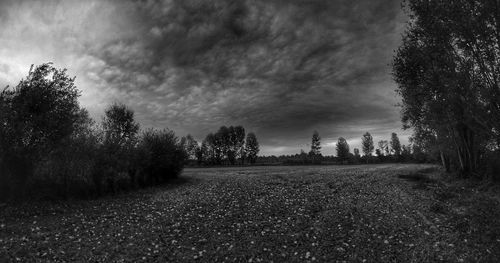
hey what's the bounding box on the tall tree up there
[0,63,82,194]
[245,132,259,164]
[393,0,500,175]
[361,132,374,163]
[203,133,221,165]
[102,103,139,147]
[336,137,350,164]
[99,103,140,190]
[184,134,198,160]
[226,126,245,165]
[233,126,246,164]
[353,148,361,163]
[390,133,401,158]
[195,142,205,165]
[216,126,230,164]
[309,130,322,156]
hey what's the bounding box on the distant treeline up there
[0,64,186,200]
[180,126,260,166]
[256,131,428,165]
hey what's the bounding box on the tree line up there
[180,126,260,166]
[257,131,424,165]
[393,0,500,179]
[0,63,186,200]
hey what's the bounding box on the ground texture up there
[1,164,500,262]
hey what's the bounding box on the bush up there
[0,63,187,201]
[135,129,186,186]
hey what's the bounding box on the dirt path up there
[1,164,499,262]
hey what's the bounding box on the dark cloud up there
[0,0,410,155]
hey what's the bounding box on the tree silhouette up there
[392,0,500,175]
[378,140,389,156]
[245,132,259,164]
[184,134,198,160]
[0,63,82,195]
[102,103,139,147]
[336,137,350,164]
[309,130,321,164]
[361,132,374,163]
[390,133,401,158]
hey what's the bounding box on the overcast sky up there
[0,0,411,155]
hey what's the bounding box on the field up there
[1,164,500,262]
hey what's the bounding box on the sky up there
[0,0,412,156]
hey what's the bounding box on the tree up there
[184,134,198,160]
[354,148,360,158]
[232,126,246,164]
[98,103,140,192]
[309,130,321,156]
[245,132,259,164]
[393,0,500,176]
[353,148,361,163]
[336,137,350,164]
[378,140,389,156]
[102,103,139,147]
[47,108,99,197]
[390,133,401,159]
[375,149,383,161]
[217,126,230,163]
[361,132,374,163]
[401,145,412,162]
[203,133,220,165]
[226,126,245,165]
[195,143,205,165]
[0,63,83,195]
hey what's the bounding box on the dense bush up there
[0,64,186,201]
[135,129,186,186]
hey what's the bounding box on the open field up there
[1,164,500,262]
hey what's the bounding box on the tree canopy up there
[393,0,500,176]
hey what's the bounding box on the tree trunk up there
[455,124,477,177]
[440,150,451,173]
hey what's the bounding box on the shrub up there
[136,129,186,186]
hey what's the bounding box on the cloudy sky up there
[0,0,411,155]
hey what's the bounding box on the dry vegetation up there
[1,164,499,262]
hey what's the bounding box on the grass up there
[1,164,499,262]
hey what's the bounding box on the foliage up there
[0,64,186,200]
[136,129,186,185]
[361,132,374,162]
[93,103,140,194]
[195,126,252,166]
[390,133,402,158]
[186,135,198,160]
[353,148,360,158]
[309,130,321,156]
[393,0,500,176]
[245,132,260,164]
[102,103,139,147]
[0,63,82,197]
[336,137,350,163]
[378,140,389,156]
